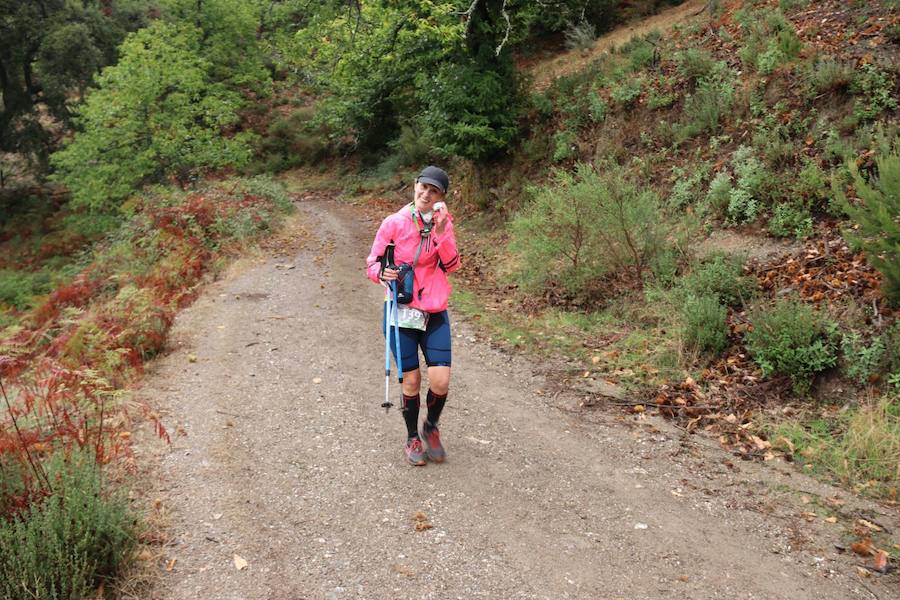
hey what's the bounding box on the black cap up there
[416,166,449,194]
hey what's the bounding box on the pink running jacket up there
[366,204,461,313]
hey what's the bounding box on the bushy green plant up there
[850,63,898,122]
[705,171,733,217]
[508,163,664,295]
[646,85,675,109]
[563,20,596,51]
[736,8,801,74]
[257,107,329,171]
[681,253,756,307]
[835,151,900,305]
[725,146,772,223]
[587,90,608,123]
[627,40,655,71]
[803,57,854,96]
[551,130,578,162]
[682,293,729,354]
[0,269,55,310]
[675,47,718,83]
[0,450,136,600]
[668,164,707,209]
[610,76,644,106]
[768,202,813,238]
[677,60,736,140]
[841,331,887,386]
[51,21,257,210]
[414,60,519,161]
[745,298,838,394]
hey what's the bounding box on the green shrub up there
[745,298,838,394]
[627,40,655,71]
[793,159,829,204]
[850,63,898,122]
[835,151,900,305]
[646,85,675,110]
[509,163,664,295]
[0,269,55,310]
[705,171,733,217]
[725,146,772,223]
[563,20,596,51]
[803,57,854,96]
[737,8,801,74]
[0,450,136,600]
[587,90,608,123]
[683,77,734,135]
[610,76,644,106]
[682,253,757,307]
[675,47,717,83]
[768,202,813,238]
[668,164,707,209]
[258,107,329,171]
[551,130,578,162]
[682,294,729,354]
[841,331,887,386]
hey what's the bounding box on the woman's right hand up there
[381,267,400,281]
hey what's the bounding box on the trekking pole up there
[383,285,393,411]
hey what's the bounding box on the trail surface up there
[138,196,897,599]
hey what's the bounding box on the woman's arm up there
[365,217,396,283]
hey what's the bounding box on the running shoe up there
[405,437,426,466]
[422,423,446,463]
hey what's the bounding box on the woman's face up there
[414,180,445,214]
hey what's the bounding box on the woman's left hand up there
[433,203,450,236]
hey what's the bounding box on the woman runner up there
[366,166,461,466]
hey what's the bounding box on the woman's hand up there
[433,203,449,236]
[381,267,400,282]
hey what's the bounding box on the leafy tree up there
[50,22,255,211]
[0,0,151,174]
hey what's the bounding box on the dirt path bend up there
[138,196,896,599]
[528,0,708,92]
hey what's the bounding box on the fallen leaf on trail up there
[165,558,177,572]
[153,498,163,511]
[801,511,817,522]
[677,575,689,582]
[118,431,131,439]
[856,566,871,578]
[749,435,771,450]
[312,377,322,384]
[391,563,416,577]
[851,539,875,556]
[873,550,889,573]
[415,521,433,531]
[137,549,154,561]
[825,516,838,523]
[592,355,601,364]
[800,495,811,504]
[857,518,883,532]
[213,513,223,520]
[188,354,197,363]
[634,523,649,530]
[234,554,248,570]
[632,404,645,413]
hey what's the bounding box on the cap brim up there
[416,177,446,193]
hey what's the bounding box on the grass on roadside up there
[770,393,900,500]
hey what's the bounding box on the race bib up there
[389,305,428,331]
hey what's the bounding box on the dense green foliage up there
[837,151,900,306]
[0,0,151,174]
[509,163,664,298]
[682,294,729,355]
[0,450,136,600]
[746,298,838,394]
[50,21,258,210]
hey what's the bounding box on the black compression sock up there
[425,389,447,429]
[401,393,420,439]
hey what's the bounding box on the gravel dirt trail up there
[137,195,898,599]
